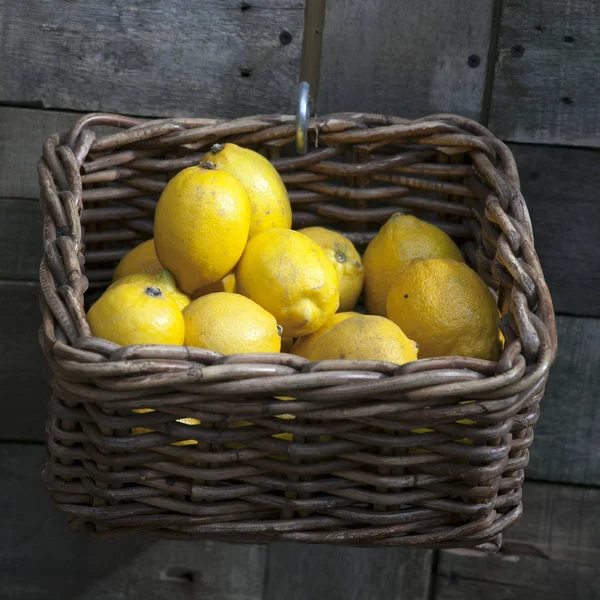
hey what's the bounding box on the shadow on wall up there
[0,445,267,600]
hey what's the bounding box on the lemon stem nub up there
[277,325,284,337]
[145,286,163,298]
[211,143,225,154]
[335,251,347,263]
[200,161,217,170]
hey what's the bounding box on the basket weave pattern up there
[38,112,557,551]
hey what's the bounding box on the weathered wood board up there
[3,276,599,485]
[0,282,50,440]
[0,0,304,118]
[0,0,499,122]
[319,0,496,121]
[0,199,43,280]
[490,0,600,146]
[0,444,268,600]
[0,107,79,199]
[435,481,600,600]
[510,143,600,317]
[264,543,432,600]
[525,315,600,486]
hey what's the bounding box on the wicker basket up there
[38,111,557,551]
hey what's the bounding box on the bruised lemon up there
[363,214,464,316]
[88,279,184,346]
[291,311,360,358]
[303,314,418,365]
[298,227,364,312]
[154,162,251,295]
[236,228,339,337]
[386,258,501,360]
[113,271,190,311]
[183,292,281,354]
[203,143,291,237]
[113,238,163,280]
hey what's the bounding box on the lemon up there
[291,311,360,358]
[192,272,236,299]
[88,279,184,346]
[113,271,190,311]
[386,258,501,360]
[303,314,418,365]
[236,228,339,337]
[154,162,251,295]
[203,143,292,238]
[363,214,464,316]
[183,292,282,354]
[298,227,364,312]
[113,238,163,280]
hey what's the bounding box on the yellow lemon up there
[386,258,501,360]
[88,279,184,346]
[113,271,190,311]
[183,292,281,354]
[154,162,251,295]
[236,228,339,337]
[291,311,360,358]
[363,214,464,316]
[192,272,236,299]
[113,238,163,280]
[203,143,292,237]
[303,314,418,365]
[298,227,364,312]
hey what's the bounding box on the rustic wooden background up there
[1,1,598,598]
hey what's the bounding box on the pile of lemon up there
[89,143,502,366]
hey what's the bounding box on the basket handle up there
[296,0,325,154]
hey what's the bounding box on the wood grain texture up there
[511,143,600,317]
[0,107,79,198]
[264,543,433,600]
[0,444,267,600]
[0,282,49,441]
[435,481,600,600]
[490,0,600,146]
[0,0,303,118]
[525,315,600,486]
[0,199,43,280]
[318,0,496,120]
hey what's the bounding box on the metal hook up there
[294,0,325,155]
[296,81,310,155]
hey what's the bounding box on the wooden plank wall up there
[0,1,597,598]
[435,482,600,600]
[489,0,600,147]
[318,0,496,120]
